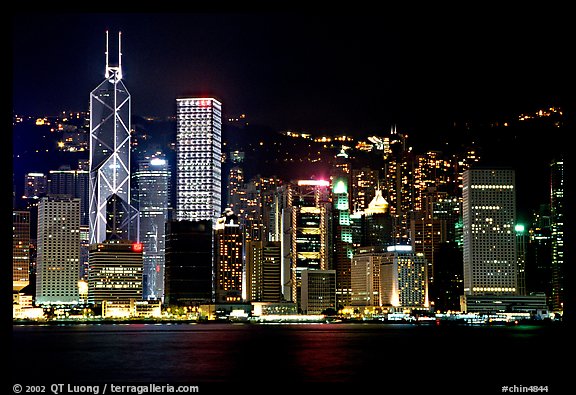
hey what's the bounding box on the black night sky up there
[12,10,574,134]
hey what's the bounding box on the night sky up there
[12,10,574,135]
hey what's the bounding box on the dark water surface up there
[11,323,570,392]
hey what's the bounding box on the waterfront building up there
[36,197,80,305]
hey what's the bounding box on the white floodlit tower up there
[89,31,138,244]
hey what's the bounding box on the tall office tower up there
[48,165,89,225]
[380,246,428,309]
[267,184,292,299]
[432,241,464,312]
[246,241,282,302]
[36,197,80,305]
[133,156,170,300]
[430,194,461,243]
[13,211,30,291]
[410,189,453,302]
[88,239,143,304]
[363,189,393,248]
[288,180,332,305]
[550,158,564,310]
[48,165,91,280]
[262,241,282,302]
[164,220,213,305]
[351,167,379,212]
[332,155,353,308]
[515,224,527,296]
[413,151,451,211]
[89,31,138,244]
[462,169,518,297]
[176,97,222,224]
[350,246,385,306]
[227,166,245,214]
[526,205,552,298]
[301,269,336,314]
[214,209,243,303]
[382,129,414,244]
[245,239,263,301]
[453,148,480,195]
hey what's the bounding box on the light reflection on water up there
[12,323,565,384]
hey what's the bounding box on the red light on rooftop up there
[132,243,143,253]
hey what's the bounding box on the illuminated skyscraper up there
[89,31,138,244]
[515,224,527,296]
[288,180,332,306]
[382,128,414,244]
[245,239,264,301]
[351,167,379,212]
[526,205,552,299]
[550,158,564,311]
[462,169,518,297]
[364,189,393,248]
[176,97,222,224]
[48,165,90,280]
[227,166,245,214]
[214,209,243,303]
[133,156,170,300]
[332,149,353,308]
[351,246,385,306]
[13,211,30,292]
[36,197,81,305]
[380,246,428,309]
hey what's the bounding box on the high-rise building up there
[288,180,332,306]
[526,205,552,300]
[48,165,91,281]
[301,269,336,314]
[462,169,518,297]
[176,97,222,224]
[380,246,428,309]
[245,239,263,302]
[332,171,353,308]
[351,247,385,306]
[214,209,243,303]
[550,158,564,311]
[245,240,282,302]
[383,131,415,245]
[363,189,393,248]
[36,197,81,305]
[133,156,170,300]
[262,241,282,302]
[13,211,30,292]
[227,166,245,214]
[432,241,464,312]
[164,220,213,305]
[351,167,379,212]
[89,31,138,244]
[515,224,527,296]
[88,239,143,304]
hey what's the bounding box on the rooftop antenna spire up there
[105,30,123,81]
[105,30,110,79]
[118,31,122,80]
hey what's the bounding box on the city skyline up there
[10,12,573,394]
